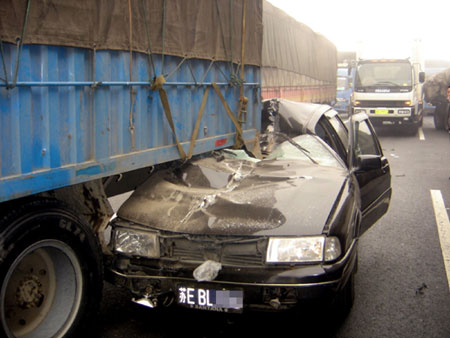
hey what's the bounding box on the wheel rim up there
[1,240,83,338]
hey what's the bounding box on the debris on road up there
[415,283,428,296]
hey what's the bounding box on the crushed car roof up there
[263,98,334,136]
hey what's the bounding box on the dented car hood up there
[117,155,349,237]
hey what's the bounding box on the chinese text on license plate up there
[178,286,243,313]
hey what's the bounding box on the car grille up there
[357,100,408,107]
[160,235,267,267]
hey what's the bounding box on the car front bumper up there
[105,239,358,312]
[352,107,421,126]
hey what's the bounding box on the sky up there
[267,0,449,63]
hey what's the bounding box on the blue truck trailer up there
[0,1,262,336]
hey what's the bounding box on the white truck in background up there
[352,59,425,134]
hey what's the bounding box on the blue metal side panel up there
[0,44,261,202]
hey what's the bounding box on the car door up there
[315,110,391,235]
[351,113,391,234]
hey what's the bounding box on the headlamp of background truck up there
[398,109,410,115]
[113,227,160,258]
[266,236,341,263]
[354,109,366,114]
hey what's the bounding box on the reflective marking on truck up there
[430,190,450,292]
[215,138,227,147]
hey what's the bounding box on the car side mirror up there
[357,154,382,171]
[419,72,425,83]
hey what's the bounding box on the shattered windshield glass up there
[264,134,342,168]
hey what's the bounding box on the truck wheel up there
[433,104,447,130]
[406,124,419,136]
[433,113,445,130]
[0,199,103,338]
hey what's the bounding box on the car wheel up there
[331,264,356,321]
[336,271,355,317]
[0,198,103,338]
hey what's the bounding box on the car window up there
[355,120,381,156]
[316,115,348,163]
[265,134,343,168]
[315,123,334,149]
[327,115,348,151]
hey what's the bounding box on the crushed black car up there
[105,99,391,315]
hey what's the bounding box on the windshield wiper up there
[273,132,318,165]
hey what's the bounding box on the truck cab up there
[352,59,426,134]
[334,65,355,116]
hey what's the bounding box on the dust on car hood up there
[117,155,349,236]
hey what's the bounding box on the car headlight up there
[266,236,341,263]
[354,109,366,114]
[398,109,410,115]
[113,227,160,258]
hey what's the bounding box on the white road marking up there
[430,190,450,292]
[418,128,425,141]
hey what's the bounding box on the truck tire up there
[406,123,420,136]
[0,198,103,338]
[433,103,447,130]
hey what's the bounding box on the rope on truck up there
[236,0,248,148]
[0,0,31,89]
[128,0,137,150]
[141,0,156,80]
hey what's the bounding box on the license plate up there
[177,286,243,313]
[375,109,389,114]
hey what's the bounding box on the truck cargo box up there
[261,1,337,104]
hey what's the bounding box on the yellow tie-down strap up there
[152,75,261,161]
[152,75,187,160]
[212,83,262,159]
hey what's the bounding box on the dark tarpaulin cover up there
[423,68,450,103]
[261,1,337,87]
[0,0,262,66]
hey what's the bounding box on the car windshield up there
[355,62,412,88]
[265,134,342,168]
